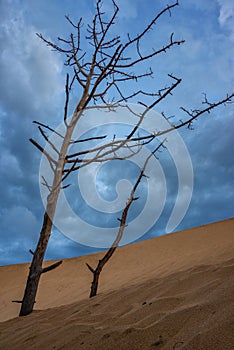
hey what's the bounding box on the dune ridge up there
[0,218,234,349]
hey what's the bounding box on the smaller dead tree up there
[86,141,165,297]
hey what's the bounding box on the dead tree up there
[18,0,233,317]
[86,142,165,298]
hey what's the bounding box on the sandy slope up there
[0,219,234,349]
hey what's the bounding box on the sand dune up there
[0,219,234,349]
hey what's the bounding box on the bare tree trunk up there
[19,127,75,316]
[89,267,100,298]
[87,247,117,298]
[86,145,162,298]
[19,213,53,316]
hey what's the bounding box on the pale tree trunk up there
[19,125,76,316]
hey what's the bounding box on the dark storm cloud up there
[0,0,64,265]
[0,0,233,265]
[183,110,234,227]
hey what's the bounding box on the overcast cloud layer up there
[0,0,233,265]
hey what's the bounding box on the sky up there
[0,0,233,265]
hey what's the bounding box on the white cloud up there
[218,0,234,40]
[218,0,234,24]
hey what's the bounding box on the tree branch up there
[41,260,63,274]
[29,138,57,164]
[86,140,166,297]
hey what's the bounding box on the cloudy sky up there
[0,0,233,265]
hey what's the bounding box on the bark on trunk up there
[90,269,100,298]
[19,124,75,317]
[87,246,117,298]
[86,149,158,298]
[19,212,53,316]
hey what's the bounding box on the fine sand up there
[0,218,233,349]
